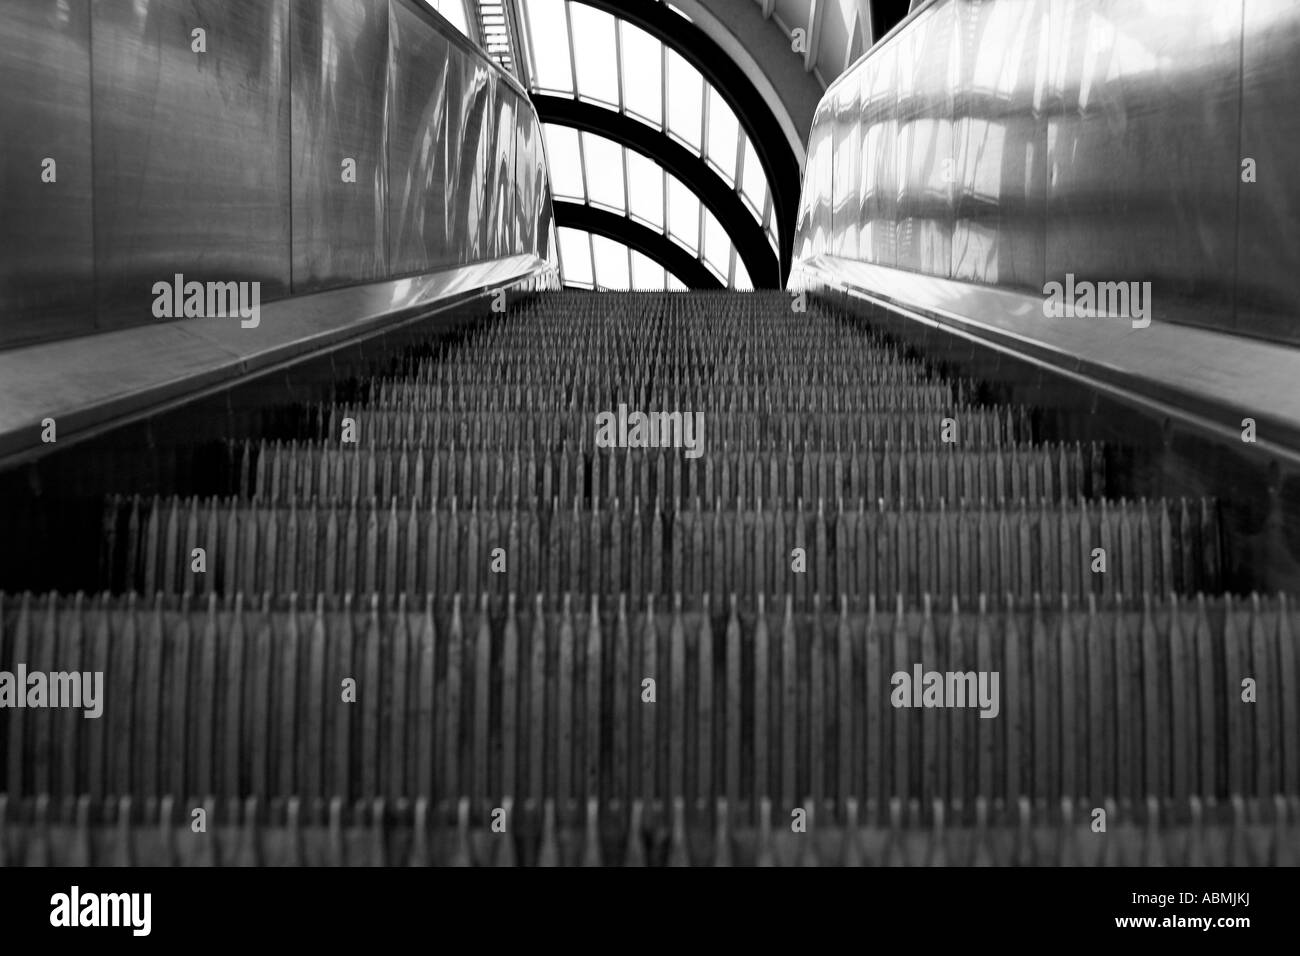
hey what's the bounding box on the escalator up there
[2,290,1294,866]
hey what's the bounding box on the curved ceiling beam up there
[575,0,800,282]
[654,0,822,166]
[554,201,724,290]
[534,95,780,288]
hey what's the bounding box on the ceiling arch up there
[544,125,755,288]
[554,202,725,289]
[517,0,801,282]
[556,228,692,290]
[535,96,779,286]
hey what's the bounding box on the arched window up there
[521,0,779,281]
[545,124,754,289]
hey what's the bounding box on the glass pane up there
[666,49,703,153]
[525,0,572,93]
[667,274,686,291]
[703,208,730,278]
[625,149,664,230]
[544,125,585,200]
[592,234,631,289]
[631,250,667,289]
[735,257,753,290]
[581,132,625,212]
[558,227,593,285]
[570,4,619,106]
[740,138,767,221]
[705,87,740,185]
[620,23,662,126]
[424,1,471,38]
[666,175,700,254]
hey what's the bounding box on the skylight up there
[557,227,690,290]
[544,124,752,289]
[519,0,780,282]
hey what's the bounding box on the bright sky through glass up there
[543,124,749,288]
[422,0,471,37]
[521,0,778,287]
[557,227,689,290]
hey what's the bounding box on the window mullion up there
[563,0,578,96]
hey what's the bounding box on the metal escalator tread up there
[0,290,1289,865]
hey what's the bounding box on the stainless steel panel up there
[808,106,834,256]
[892,2,954,278]
[448,57,491,265]
[514,105,538,254]
[91,0,292,330]
[950,0,1048,291]
[831,73,861,259]
[1,0,552,360]
[443,45,467,265]
[1237,0,1300,344]
[492,89,518,261]
[0,0,94,348]
[861,42,898,268]
[477,70,500,261]
[471,62,497,265]
[388,0,451,275]
[797,0,1300,348]
[1044,0,1240,333]
[291,0,390,293]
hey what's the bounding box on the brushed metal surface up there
[0,0,94,348]
[892,1,953,278]
[1237,0,1300,343]
[951,0,1047,291]
[1044,0,1240,334]
[91,0,293,330]
[1,0,555,352]
[492,89,519,261]
[515,106,539,252]
[797,0,1300,346]
[861,41,898,268]
[0,256,553,466]
[448,57,491,265]
[798,105,833,259]
[388,0,452,275]
[831,71,861,260]
[477,70,501,262]
[291,0,390,293]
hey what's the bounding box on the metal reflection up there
[795,0,1300,344]
[389,0,452,274]
[89,0,293,331]
[0,0,556,349]
[0,0,94,347]
[292,0,390,292]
